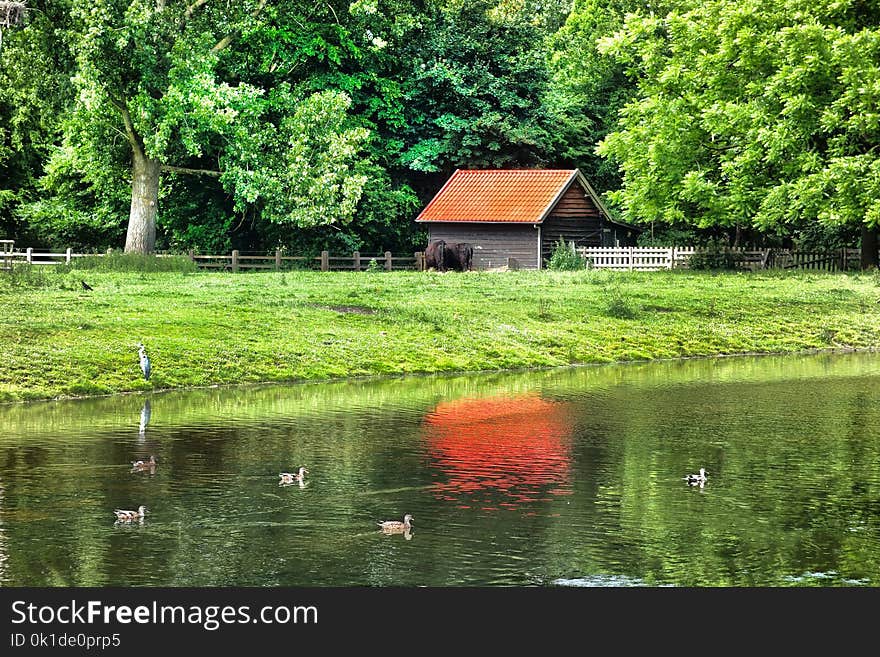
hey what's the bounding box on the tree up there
[596,0,880,263]
[396,0,555,179]
[0,1,80,245]
[47,0,371,253]
[544,0,659,193]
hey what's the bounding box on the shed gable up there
[541,184,605,261]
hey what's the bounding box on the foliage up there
[0,1,77,244]
[365,257,383,273]
[543,0,656,192]
[220,87,371,229]
[636,226,702,247]
[18,1,385,252]
[396,0,555,173]
[603,285,639,319]
[69,252,197,273]
[4,1,559,254]
[687,242,745,270]
[597,0,880,237]
[6,0,880,257]
[0,262,52,289]
[547,237,589,270]
[157,176,235,254]
[789,221,862,252]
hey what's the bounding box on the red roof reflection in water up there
[423,394,574,509]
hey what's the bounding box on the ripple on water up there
[554,575,661,587]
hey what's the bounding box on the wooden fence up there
[0,241,863,273]
[579,246,862,272]
[190,250,426,272]
[0,244,428,272]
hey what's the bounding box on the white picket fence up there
[580,247,696,271]
[579,246,861,271]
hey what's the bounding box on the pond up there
[1,352,879,587]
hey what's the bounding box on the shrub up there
[365,258,383,273]
[0,262,53,288]
[604,286,639,319]
[69,251,198,273]
[547,238,589,271]
[687,242,744,270]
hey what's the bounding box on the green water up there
[1,352,879,586]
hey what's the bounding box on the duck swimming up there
[114,505,147,523]
[684,468,708,485]
[279,467,308,486]
[378,514,414,534]
[131,455,157,472]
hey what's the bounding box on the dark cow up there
[445,242,473,271]
[424,239,447,271]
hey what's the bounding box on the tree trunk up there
[860,224,879,270]
[124,150,160,254]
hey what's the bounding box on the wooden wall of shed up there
[426,223,539,269]
[540,184,604,264]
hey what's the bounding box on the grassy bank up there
[1,266,878,402]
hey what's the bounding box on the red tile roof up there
[415,169,579,224]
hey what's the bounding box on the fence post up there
[384,251,392,271]
[321,250,329,272]
[353,250,361,272]
[188,249,195,262]
[628,246,634,271]
[415,251,424,271]
[26,247,33,264]
[65,247,72,264]
[275,249,282,271]
[231,249,239,272]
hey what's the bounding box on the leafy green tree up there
[36,1,373,253]
[597,0,880,264]
[396,0,555,177]
[0,2,80,245]
[544,0,658,193]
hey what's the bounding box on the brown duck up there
[114,505,147,523]
[279,467,308,486]
[377,514,413,534]
[131,455,157,472]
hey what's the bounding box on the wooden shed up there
[415,169,639,270]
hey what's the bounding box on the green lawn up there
[1,267,878,402]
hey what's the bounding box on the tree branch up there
[161,165,222,177]
[184,0,210,21]
[211,0,269,53]
[108,95,145,160]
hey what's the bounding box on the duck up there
[131,455,157,472]
[114,505,147,522]
[279,467,308,486]
[684,468,708,485]
[377,514,414,534]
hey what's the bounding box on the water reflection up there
[138,399,151,439]
[423,394,574,509]
[0,352,878,586]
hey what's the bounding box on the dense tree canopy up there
[597,0,880,252]
[0,1,878,260]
